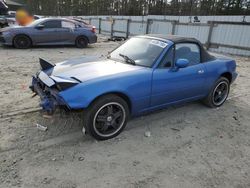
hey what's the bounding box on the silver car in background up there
[0,18,97,48]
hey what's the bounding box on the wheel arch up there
[75,35,89,44]
[220,72,232,83]
[12,34,33,46]
[88,92,132,113]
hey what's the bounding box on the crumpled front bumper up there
[0,32,13,46]
[30,76,69,113]
[232,72,238,83]
[0,35,5,43]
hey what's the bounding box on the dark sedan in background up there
[0,18,97,48]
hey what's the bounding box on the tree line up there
[22,0,250,16]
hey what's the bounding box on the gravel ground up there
[0,36,250,188]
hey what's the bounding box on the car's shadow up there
[30,101,211,139]
[11,98,239,152]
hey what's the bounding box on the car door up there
[32,20,63,44]
[60,20,77,44]
[151,43,206,107]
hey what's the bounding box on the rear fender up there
[204,59,237,93]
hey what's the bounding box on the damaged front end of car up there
[30,58,80,114]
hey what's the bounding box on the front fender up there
[59,81,131,109]
[59,70,152,115]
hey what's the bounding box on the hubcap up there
[17,37,28,47]
[213,81,229,106]
[93,102,126,137]
[78,39,86,46]
[107,116,113,122]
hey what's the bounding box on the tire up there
[75,36,88,48]
[13,35,32,49]
[203,77,230,108]
[83,94,129,140]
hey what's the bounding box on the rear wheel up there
[13,35,32,49]
[75,36,88,48]
[203,77,230,108]
[83,95,129,140]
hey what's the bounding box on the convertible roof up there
[145,34,199,43]
[142,34,215,62]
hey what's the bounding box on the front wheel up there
[203,77,230,108]
[13,35,32,49]
[83,95,129,140]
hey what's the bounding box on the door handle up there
[198,70,204,74]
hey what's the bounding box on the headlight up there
[56,82,78,91]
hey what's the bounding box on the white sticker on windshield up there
[150,40,168,48]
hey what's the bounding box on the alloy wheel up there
[15,36,30,48]
[212,81,229,106]
[93,102,126,137]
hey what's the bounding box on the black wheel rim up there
[16,37,29,48]
[93,102,126,137]
[213,81,229,106]
[78,38,86,46]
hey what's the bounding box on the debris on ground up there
[0,107,42,119]
[41,177,51,184]
[233,116,238,121]
[82,126,86,135]
[133,161,140,166]
[78,157,85,161]
[171,127,181,131]
[144,131,151,137]
[108,36,127,41]
[43,114,53,119]
[36,123,48,131]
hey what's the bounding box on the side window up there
[159,46,174,68]
[43,20,61,29]
[62,21,75,29]
[175,43,200,66]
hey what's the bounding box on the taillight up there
[91,26,96,33]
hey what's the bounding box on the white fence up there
[79,15,250,56]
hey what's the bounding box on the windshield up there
[109,37,168,67]
[27,19,44,27]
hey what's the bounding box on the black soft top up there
[141,34,215,62]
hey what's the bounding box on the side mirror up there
[175,59,189,69]
[35,24,44,30]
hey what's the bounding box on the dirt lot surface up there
[0,36,250,188]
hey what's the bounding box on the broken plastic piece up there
[36,123,48,131]
[82,126,86,135]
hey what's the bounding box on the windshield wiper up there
[119,53,136,65]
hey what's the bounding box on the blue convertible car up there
[30,35,237,140]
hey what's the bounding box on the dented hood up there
[48,56,144,83]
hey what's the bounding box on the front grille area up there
[0,36,5,43]
[37,78,45,90]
